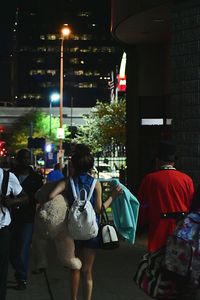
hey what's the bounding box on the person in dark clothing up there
[9,149,43,290]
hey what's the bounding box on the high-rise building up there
[7,0,122,107]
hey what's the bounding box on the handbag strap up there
[1,169,9,197]
[100,204,109,223]
[70,177,96,202]
[1,169,9,215]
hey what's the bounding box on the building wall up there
[170,0,200,186]
[112,0,200,191]
[126,43,171,191]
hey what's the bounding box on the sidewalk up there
[7,235,151,300]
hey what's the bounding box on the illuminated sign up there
[57,128,65,139]
[117,75,126,92]
[118,52,126,92]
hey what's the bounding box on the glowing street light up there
[59,24,71,166]
[49,93,60,136]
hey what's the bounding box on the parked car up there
[93,163,119,179]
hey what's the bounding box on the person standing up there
[137,140,195,253]
[9,149,43,290]
[46,163,64,182]
[0,168,28,300]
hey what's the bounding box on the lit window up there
[35,58,45,63]
[71,34,80,40]
[47,70,56,76]
[29,69,45,76]
[21,94,42,100]
[74,70,84,75]
[141,119,164,125]
[85,71,93,76]
[80,48,90,53]
[40,35,45,40]
[78,83,97,88]
[77,11,90,17]
[70,47,79,53]
[46,34,57,40]
[37,47,47,52]
[70,58,79,64]
[47,47,56,52]
[81,34,92,40]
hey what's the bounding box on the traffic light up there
[27,137,45,149]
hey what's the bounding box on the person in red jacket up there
[138,140,195,253]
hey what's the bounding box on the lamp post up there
[49,93,60,137]
[59,25,71,166]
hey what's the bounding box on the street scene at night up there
[1,0,200,300]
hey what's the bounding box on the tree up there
[75,99,126,154]
[6,110,70,153]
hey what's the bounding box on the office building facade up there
[8,0,122,107]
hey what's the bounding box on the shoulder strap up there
[87,179,96,201]
[70,177,96,202]
[1,169,9,197]
[70,177,78,200]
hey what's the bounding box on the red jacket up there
[138,169,194,252]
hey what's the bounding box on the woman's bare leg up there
[70,269,80,300]
[81,248,96,300]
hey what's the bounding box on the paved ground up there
[6,234,151,300]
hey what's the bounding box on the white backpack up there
[67,177,98,240]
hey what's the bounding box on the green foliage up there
[7,110,70,153]
[75,99,126,154]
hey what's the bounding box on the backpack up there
[165,210,200,287]
[67,177,98,240]
[0,169,9,213]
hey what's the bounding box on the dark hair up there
[157,140,177,162]
[71,144,94,175]
[54,163,60,170]
[16,148,30,160]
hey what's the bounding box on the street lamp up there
[59,24,71,166]
[49,93,60,137]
